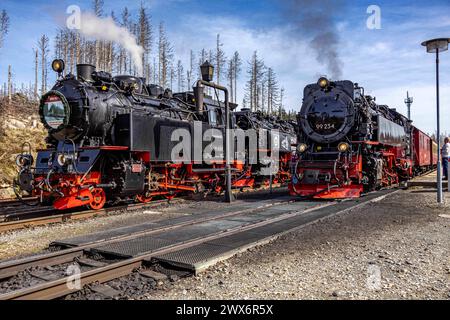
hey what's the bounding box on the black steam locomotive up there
[289,77,419,199]
[15,60,296,210]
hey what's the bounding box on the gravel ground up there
[141,188,450,300]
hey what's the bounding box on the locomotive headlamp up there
[318,77,329,88]
[57,154,66,166]
[297,143,308,153]
[200,60,214,82]
[16,154,33,167]
[57,153,74,166]
[338,142,350,152]
[52,59,65,74]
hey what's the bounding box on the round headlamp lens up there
[52,59,65,73]
[318,77,329,88]
[297,143,307,153]
[338,142,350,152]
[57,154,66,166]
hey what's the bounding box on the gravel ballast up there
[1,188,449,300]
[144,189,450,300]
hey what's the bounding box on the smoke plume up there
[78,13,144,75]
[284,0,344,79]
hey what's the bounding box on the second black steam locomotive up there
[289,77,436,199]
[15,60,296,210]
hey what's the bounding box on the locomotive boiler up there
[290,77,414,199]
[15,60,296,210]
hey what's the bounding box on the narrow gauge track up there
[0,203,55,224]
[0,197,37,204]
[0,198,179,233]
[0,189,396,300]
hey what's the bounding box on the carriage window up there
[209,108,218,126]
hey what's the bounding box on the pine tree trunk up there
[7,65,11,103]
[34,50,38,100]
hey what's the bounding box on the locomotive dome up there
[299,79,355,144]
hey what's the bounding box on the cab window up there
[208,108,218,126]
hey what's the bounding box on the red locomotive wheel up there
[136,194,153,203]
[89,188,106,210]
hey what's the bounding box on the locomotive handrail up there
[194,79,234,202]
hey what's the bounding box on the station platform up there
[409,170,450,190]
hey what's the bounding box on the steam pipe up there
[194,79,234,203]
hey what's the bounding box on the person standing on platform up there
[441,137,450,180]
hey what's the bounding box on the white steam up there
[79,13,144,74]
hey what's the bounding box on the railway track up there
[0,188,396,300]
[0,198,179,233]
[0,168,433,234]
[0,185,287,233]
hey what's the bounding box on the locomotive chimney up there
[193,82,204,115]
[76,64,96,82]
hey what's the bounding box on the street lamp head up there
[421,38,450,53]
[200,60,214,82]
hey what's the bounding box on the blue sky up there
[0,0,450,134]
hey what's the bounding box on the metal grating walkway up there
[152,189,396,273]
[52,198,287,248]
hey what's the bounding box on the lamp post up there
[195,61,234,203]
[422,38,450,203]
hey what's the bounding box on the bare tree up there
[232,51,241,103]
[119,7,131,74]
[208,49,215,81]
[278,87,285,117]
[227,51,242,103]
[138,4,152,78]
[7,65,11,103]
[198,48,207,79]
[106,11,118,73]
[260,75,267,112]
[169,64,175,91]
[215,34,226,85]
[227,59,234,103]
[34,49,38,99]
[152,57,157,84]
[38,35,50,94]
[0,10,9,50]
[176,60,185,92]
[93,0,104,68]
[1,10,10,87]
[245,51,265,111]
[266,67,279,115]
[158,22,173,88]
[186,49,195,89]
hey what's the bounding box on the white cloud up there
[165,9,450,134]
